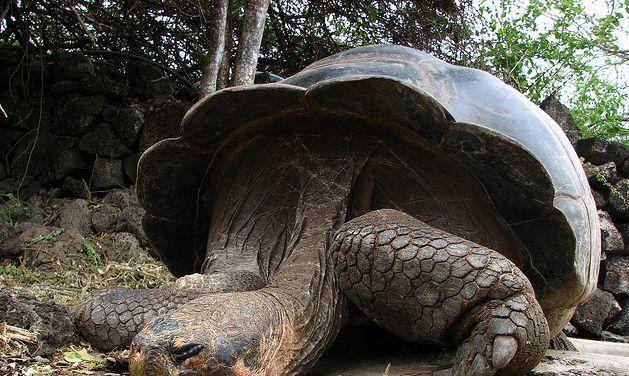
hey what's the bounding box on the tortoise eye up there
[172,343,203,361]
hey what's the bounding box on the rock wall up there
[0,50,194,198]
[541,97,629,343]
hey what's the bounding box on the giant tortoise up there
[75,45,600,375]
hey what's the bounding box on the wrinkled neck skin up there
[199,126,377,373]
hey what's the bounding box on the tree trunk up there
[217,1,234,90]
[230,0,271,87]
[199,0,230,97]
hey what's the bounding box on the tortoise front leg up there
[331,209,550,376]
[74,271,264,351]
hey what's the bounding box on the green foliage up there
[0,193,31,226]
[28,228,64,245]
[474,0,628,140]
[84,241,105,274]
[0,264,44,284]
[581,158,626,203]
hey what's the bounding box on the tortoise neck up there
[203,128,375,280]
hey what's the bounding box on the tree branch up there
[230,0,271,86]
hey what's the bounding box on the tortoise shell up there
[137,45,599,327]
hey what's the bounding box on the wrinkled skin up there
[75,126,550,375]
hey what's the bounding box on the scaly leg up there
[74,271,264,351]
[331,209,549,376]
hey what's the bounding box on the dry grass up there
[0,239,173,375]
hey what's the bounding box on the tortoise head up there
[129,293,283,376]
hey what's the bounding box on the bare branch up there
[230,0,271,87]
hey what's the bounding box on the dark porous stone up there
[79,123,132,158]
[539,95,581,146]
[0,163,6,181]
[0,220,19,258]
[610,295,629,335]
[139,99,189,151]
[618,223,629,253]
[123,153,140,183]
[92,158,125,190]
[111,104,144,147]
[52,94,104,136]
[601,331,629,343]
[122,204,148,247]
[91,203,121,233]
[603,255,629,294]
[607,179,629,221]
[10,131,90,185]
[577,138,629,166]
[104,189,131,208]
[97,232,143,262]
[585,161,618,193]
[562,321,578,337]
[571,288,621,337]
[591,189,606,209]
[548,331,577,351]
[62,176,89,199]
[58,199,92,236]
[598,210,624,253]
[621,159,629,178]
[49,80,82,96]
[50,52,95,82]
[0,288,77,356]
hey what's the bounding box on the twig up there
[0,103,6,118]
[69,3,98,48]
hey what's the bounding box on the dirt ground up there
[1,238,173,375]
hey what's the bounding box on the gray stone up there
[50,52,95,82]
[591,189,606,209]
[618,223,629,252]
[123,154,140,183]
[0,288,77,356]
[122,204,148,247]
[58,199,92,236]
[562,321,578,337]
[139,99,189,151]
[608,179,629,221]
[26,195,45,225]
[598,210,624,253]
[97,232,143,262]
[103,189,131,208]
[91,203,120,233]
[571,288,621,337]
[10,131,90,185]
[539,95,581,146]
[610,295,629,336]
[603,255,629,294]
[601,331,629,343]
[79,123,132,158]
[62,176,89,199]
[0,220,19,257]
[111,104,144,147]
[577,138,629,166]
[92,158,125,190]
[52,94,104,136]
[584,161,618,192]
[621,159,629,178]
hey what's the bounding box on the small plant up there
[581,158,626,204]
[0,193,31,226]
[28,228,64,245]
[84,241,105,274]
[63,346,106,367]
[0,264,44,284]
